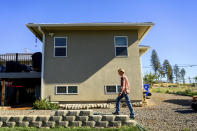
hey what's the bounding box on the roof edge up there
[26,22,154,27]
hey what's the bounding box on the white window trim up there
[114,36,128,57]
[55,85,78,95]
[104,85,121,94]
[54,37,67,57]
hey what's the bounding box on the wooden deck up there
[0,72,41,79]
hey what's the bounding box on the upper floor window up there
[114,36,128,57]
[54,37,67,57]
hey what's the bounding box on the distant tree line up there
[145,49,186,84]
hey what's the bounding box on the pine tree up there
[163,59,173,83]
[180,68,186,84]
[173,64,180,83]
[168,64,173,83]
[151,49,161,75]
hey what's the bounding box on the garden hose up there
[136,123,147,131]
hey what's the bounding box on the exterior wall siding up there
[43,30,143,102]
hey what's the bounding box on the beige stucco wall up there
[42,30,143,102]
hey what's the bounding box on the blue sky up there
[0,0,196,82]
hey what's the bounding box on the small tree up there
[173,64,180,83]
[143,72,158,87]
[194,76,197,83]
[180,68,186,84]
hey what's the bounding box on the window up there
[56,86,78,94]
[114,36,128,56]
[68,86,78,94]
[105,85,122,94]
[54,37,67,57]
[56,86,67,94]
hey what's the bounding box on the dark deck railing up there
[0,53,33,72]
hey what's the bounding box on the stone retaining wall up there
[0,110,137,128]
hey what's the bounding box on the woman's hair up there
[118,68,125,73]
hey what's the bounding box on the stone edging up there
[59,102,142,110]
[0,110,137,128]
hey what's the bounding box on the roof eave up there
[26,24,43,41]
[139,45,151,56]
[26,22,154,42]
[26,22,154,27]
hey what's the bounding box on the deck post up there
[1,80,5,106]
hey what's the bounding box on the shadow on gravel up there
[163,99,191,106]
[175,109,197,114]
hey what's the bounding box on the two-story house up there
[26,22,154,104]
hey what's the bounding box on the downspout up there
[38,26,45,100]
[138,41,144,102]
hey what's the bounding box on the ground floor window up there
[105,85,121,94]
[56,86,78,94]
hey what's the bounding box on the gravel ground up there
[0,93,196,130]
[93,93,197,131]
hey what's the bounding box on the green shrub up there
[33,99,59,110]
[165,90,170,93]
[185,89,192,94]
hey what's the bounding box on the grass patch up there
[0,126,140,131]
[151,86,197,96]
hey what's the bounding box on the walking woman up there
[113,68,136,119]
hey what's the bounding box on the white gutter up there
[38,26,45,100]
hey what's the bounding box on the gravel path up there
[93,93,197,131]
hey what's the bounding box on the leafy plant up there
[33,99,59,110]
[143,72,158,88]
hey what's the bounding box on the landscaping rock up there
[0,121,3,127]
[63,116,76,121]
[123,120,137,126]
[82,121,96,127]
[30,121,42,128]
[44,121,55,128]
[18,122,29,127]
[96,121,109,127]
[58,121,69,127]
[109,121,121,127]
[10,116,24,122]
[79,110,93,116]
[67,110,80,116]
[23,116,37,122]
[36,116,50,122]
[69,121,82,127]
[0,116,10,122]
[55,110,68,116]
[49,116,62,122]
[115,115,129,122]
[76,116,89,122]
[6,122,16,127]
[102,115,115,122]
[89,115,102,122]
